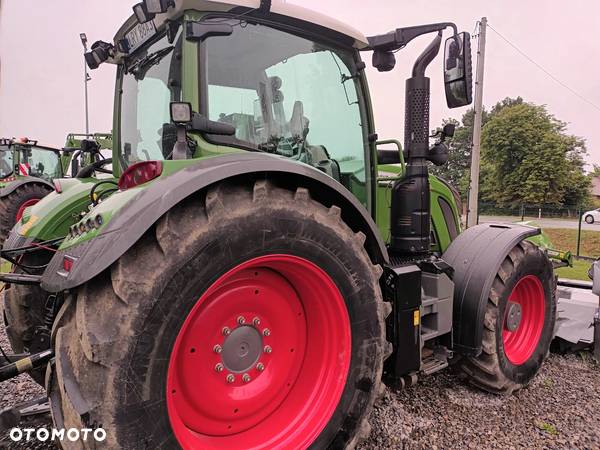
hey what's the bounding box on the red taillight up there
[63,256,74,272]
[53,180,62,193]
[118,161,163,190]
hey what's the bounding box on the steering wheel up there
[76,158,113,178]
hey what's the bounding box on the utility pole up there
[80,33,90,136]
[467,17,487,227]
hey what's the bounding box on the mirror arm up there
[367,22,457,52]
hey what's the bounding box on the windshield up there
[119,25,182,168]
[202,19,367,203]
[14,145,62,180]
[0,145,12,179]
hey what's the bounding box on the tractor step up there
[421,356,449,375]
[0,273,41,285]
[0,397,49,431]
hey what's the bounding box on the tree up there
[479,101,590,207]
[430,97,522,200]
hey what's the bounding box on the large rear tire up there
[49,180,388,449]
[0,183,52,246]
[455,240,555,394]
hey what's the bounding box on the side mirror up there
[443,32,473,108]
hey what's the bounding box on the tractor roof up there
[115,0,368,49]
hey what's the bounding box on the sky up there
[1,1,600,167]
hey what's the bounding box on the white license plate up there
[126,21,157,53]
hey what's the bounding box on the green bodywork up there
[3,132,116,244]
[15,12,461,259]
[13,177,118,242]
[521,220,573,267]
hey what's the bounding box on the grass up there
[543,228,600,258]
[535,420,559,436]
[555,258,592,281]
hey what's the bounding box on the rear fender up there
[41,153,388,291]
[0,177,53,197]
[442,223,541,356]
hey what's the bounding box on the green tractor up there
[0,137,65,244]
[0,2,556,448]
[0,134,112,246]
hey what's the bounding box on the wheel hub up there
[502,275,546,365]
[221,325,263,373]
[504,301,522,332]
[166,254,351,449]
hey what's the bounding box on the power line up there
[486,22,600,113]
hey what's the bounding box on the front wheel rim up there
[167,254,351,449]
[502,275,545,365]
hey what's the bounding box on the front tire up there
[585,214,594,224]
[49,180,387,449]
[456,241,555,394]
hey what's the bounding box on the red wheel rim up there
[502,275,545,365]
[167,254,351,449]
[15,198,39,221]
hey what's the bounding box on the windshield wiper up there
[129,46,175,80]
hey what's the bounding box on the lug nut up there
[242,373,251,383]
[215,363,224,373]
[263,328,271,337]
[237,316,245,325]
[226,374,235,383]
[213,344,222,354]
[222,327,231,336]
[256,363,265,372]
[253,317,261,326]
[264,345,272,354]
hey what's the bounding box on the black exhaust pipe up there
[390,32,442,256]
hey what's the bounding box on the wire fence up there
[473,202,600,258]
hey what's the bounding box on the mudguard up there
[41,152,388,292]
[0,177,53,197]
[442,223,541,356]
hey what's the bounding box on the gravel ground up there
[360,353,600,450]
[0,322,597,450]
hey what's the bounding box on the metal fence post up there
[577,208,582,257]
[520,204,525,222]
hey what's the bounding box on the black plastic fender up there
[442,223,541,356]
[41,152,388,292]
[0,177,53,197]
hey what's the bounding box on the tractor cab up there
[0,138,63,182]
[94,4,374,205]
